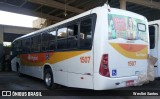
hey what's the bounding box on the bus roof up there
[13,7,95,42]
[13,4,147,43]
[149,20,160,25]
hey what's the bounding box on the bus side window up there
[48,31,56,51]
[149,26,155,49]
[12,41,21,56]
[67,25,78,49]
[22,39,30,53]
[15,40,22,54]
[26,38,31,53]
[22,39,27,53]
[31,35,41,52]
[57,27,67,50]
[80,19,92,49]
[42,31,56,52]
[42,33,49,52]
[11,43,15,56]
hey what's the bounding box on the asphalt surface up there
[0,72,46,90]
[0,72,160,99]
[1,72,160,90]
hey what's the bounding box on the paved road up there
[0,72,160,99]
[0,72,46,90]
[1,72,160,90]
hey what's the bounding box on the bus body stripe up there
[20,51,89,66]
[109,43,148,59]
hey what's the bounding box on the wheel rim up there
[45,73,52,86]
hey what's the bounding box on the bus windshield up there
[108,14,147,43]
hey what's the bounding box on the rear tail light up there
[99,54,110,77]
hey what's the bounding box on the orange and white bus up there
[11,4,149,90]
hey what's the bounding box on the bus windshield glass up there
[108,14,147,42]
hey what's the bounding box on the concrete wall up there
[1,25,36,35]
[33,18,56,29]
[120,0,126,10]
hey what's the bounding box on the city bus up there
[11,4,149,90]
[149,20,160,78]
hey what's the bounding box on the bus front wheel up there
[44,68,57,89]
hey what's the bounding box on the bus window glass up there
[80,19,92,49]
[42,31,56,51]
[22,39,27,53]
[16,40,22,53]
[26,38,30,53]
[31,35,41,52]
[149,26,155,49]
[13,40,22,55]
[57,27,67,49]
[67,25,78,49]
[42,33,49,51]
[22,39,31,53]
[138,23,146,32]
[11,42,16,57]
[48,31,56,50]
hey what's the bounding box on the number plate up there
[126,80,134,86]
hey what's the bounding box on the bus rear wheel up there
[44,68,57,89]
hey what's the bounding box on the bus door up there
[149,25,159,77]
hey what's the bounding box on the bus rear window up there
[138,23,146,32]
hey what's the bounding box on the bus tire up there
[16,63,22,77]
[44,68,57,89]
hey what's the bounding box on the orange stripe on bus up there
[20,51,89,66]
[118,44,147,52]
[109,43,148,59]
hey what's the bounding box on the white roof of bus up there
[13,6,94,42]
[149,20,160,25]
[13,4,147,42]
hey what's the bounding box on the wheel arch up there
[43,63,53,79]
